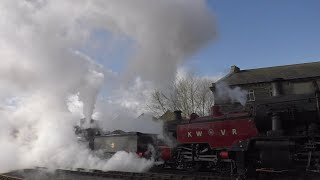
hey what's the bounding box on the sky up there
[189,0,320,76]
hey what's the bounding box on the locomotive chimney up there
[312,80,320,120]
[316,90,320,120]
[271,78,283,96]
[174,110,182,121]
[271,78,283,132]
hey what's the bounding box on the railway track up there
[0,174,23,180]
[1,168,231,180]
[4,168,320,179]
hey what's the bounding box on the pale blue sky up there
[191,0,320,76]
[84,1,320,78]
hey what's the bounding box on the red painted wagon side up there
[177,118,258,149]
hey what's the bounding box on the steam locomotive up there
[160,80,320,178]
[75,127,160,159]
[76,78,320,178]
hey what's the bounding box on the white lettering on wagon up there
[186,129,238,138]
[232,129,237,135]
[220,129,226,135]
[208,129,214,136]
[196,131,202,137]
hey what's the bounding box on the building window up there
[247,90,255,101]
[269,88,273,96]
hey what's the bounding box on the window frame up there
[247,89,255,102]
[269,87,273,97]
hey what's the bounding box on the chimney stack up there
[174,110,182,121]
[210,83,216,93]
[230,65,240,73]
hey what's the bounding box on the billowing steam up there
[215,82,248,106]
[0,0,215,173]
[121,0,216,83]
[79,69,104,126]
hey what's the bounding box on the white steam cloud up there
[0,0,215,173]
[215,82,248,106]
[79,69,104,126]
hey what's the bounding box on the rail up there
[0,174,23,180]
[1,168,231,180]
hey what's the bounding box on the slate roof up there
[216,61,320,86]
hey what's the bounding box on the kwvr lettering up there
[187,129,238,138]
[208,129,214,136]
[220,129,226,135]
[232,129,237,135]
[196,131,202,137]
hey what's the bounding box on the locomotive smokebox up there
[174,110,182,121]
[256,140,294,169]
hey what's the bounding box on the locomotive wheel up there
[175,154,186,170]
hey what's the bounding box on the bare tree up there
[148,73,215,118]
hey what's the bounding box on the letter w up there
[196,131,202,137]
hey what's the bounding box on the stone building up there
[210,62,320,109]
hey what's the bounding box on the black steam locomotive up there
[161,77,320,178]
